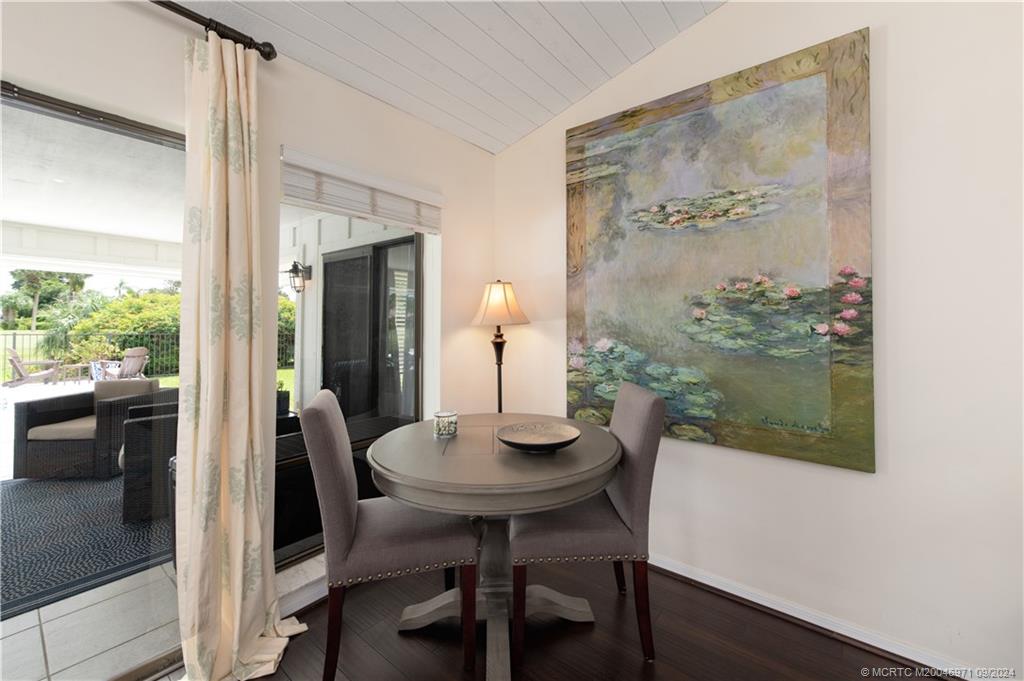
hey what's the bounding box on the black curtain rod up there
[151,1,277,61]
[1,80,185,150]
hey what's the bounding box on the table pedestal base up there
[396,518,594,680]
[397,585,594,630]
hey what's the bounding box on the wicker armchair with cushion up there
[120,401,180,523]
[13,380,177,479]
[123,407,303,523]
[95,381,177,472]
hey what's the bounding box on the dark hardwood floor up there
[266,561,913,681]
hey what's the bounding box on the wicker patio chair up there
[12,380,177,479]
[95,381,177,473]
[123,408,303,523]
[3,348,62,387]
[121,402,180,522]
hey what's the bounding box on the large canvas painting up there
[566,29,873,472]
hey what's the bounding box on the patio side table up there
[60,363,90,383]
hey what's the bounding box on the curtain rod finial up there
[257,42,277,61]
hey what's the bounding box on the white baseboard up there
[276,556,328,618]
[280,578,327,618]
[648,553,970,677]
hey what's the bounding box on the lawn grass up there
[156,367,297,410]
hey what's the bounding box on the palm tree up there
[114,279,136,298]
[65,273,88,300]
[40,291,109,357]
[9,270,92,329]
[10,270,46,331]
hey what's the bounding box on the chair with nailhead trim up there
[509,382,666,666]
[300,390,481,680]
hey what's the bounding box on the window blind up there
[282,162,442,233]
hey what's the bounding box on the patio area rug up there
[0,476,172,618]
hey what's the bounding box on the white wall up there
[494,1,1023,672]
[0,0,497,416]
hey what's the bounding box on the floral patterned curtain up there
[177,33,305,680]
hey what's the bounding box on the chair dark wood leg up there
[613,560,627,594]
[632,561,655,662]
[512,564,526,668]
[460,564,477,671]
[444,566,456,591]
[323,584,346,681]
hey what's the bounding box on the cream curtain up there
[177,33,305,680]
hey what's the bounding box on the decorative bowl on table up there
[496,422,581,452]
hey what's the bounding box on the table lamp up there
[472,280,529,413]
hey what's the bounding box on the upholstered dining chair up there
[300,390,481,680]
[509,382,666,666]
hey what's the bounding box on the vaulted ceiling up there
[179,2,723,153]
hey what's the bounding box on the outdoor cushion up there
[27,415,97,441]
[94,378,158,406]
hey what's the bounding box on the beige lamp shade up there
[472,280,530,327]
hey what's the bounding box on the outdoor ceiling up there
[178,1,724,153]
[281,203,318,232]
[1,105,186,243]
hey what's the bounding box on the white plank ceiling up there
[177,1,724,153]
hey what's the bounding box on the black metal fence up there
[1,330,295,382]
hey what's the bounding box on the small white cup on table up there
[433,411,458,439]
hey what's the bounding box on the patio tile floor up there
[39,566,170,624]
[1,563,178,681]
[1,553,326,680]
[1,622,48,681]
[50,621,180,681]
[0,610,38,638]
[43,572,178,674]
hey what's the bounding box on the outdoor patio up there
[0,350,298,613]
[0,376,177,618]
[0,371,320,680]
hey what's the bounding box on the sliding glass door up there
[1,87,183,679]
[321,237,419,425]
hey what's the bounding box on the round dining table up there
[367,412,622,681]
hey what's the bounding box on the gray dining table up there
[366,412,622,681]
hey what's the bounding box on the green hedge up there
[66,292,298,375]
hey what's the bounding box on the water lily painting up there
[566,29,873,472]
